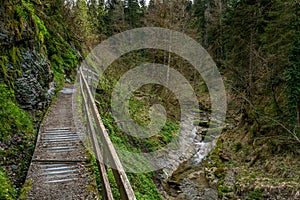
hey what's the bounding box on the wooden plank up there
[80,69,136,200]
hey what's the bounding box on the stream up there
[157,111,221,200]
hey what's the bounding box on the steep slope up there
[0,0,82,198]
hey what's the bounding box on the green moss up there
[129,97,151,126]
[234,142,243,152]
[32,14,48,36]
[50,53,68,88]
[51,54,64,71]
[128,173,163,200]
[20,0,49,44]
[218,186,233,198]
[10,46,21,66]
[246,189,263,200]
[107,168,121,199]
[15,5,28,20]
[0,84,34,141]
[127,96,179,151]
[21,0,34,13]
[0,56,9,80]
[46,35,80,84]
[208,140,223,167]
[32,14,49,43]
[19,179,33,200]
[0,168,16,200]
[0,83,36,198]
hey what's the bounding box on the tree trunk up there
[297,102,300,127]
[249,28,254,100]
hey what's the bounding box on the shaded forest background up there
[55,0,300,142]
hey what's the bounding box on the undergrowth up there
[0,84,33,141]
[0,83,35,196]
[0,168,16,200]
[93,76,182,199]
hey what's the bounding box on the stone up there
[14,49,52,110]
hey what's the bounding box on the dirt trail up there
[43,85,75,129]
[25,85,98,200]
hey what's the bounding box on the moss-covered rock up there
[15,49,52,110]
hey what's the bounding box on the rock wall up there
[15,49,52,110]
[0,1,52,111]
[0,0,81,112]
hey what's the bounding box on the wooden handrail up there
[79,67,136,200]
[79,74,114,200]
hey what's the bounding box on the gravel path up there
[25,85,98,200]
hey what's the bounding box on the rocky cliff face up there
[0,1,53,112]
[1,0,82,112]
[15,49,52,110]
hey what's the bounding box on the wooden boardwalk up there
[25,86,98,200]
[25,68,137,200]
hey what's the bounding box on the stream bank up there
[156,112,300,200]
[155,110,223,199]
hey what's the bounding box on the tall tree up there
[191,0,207,41]
[284,2,300,128]
[105,0,129,35]
[223,0,262,103]
[220,0,300,141]
[124,0,143,27]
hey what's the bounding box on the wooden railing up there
[79,67,136,200]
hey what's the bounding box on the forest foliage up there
[0,0,299,199]
[80,0,299,198]
[90,0,300,143]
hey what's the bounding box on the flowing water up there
[157,111,219,199]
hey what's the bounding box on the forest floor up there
[206,123,300,199]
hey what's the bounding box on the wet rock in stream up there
[156,111,223,199]
[161,158,218,200]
